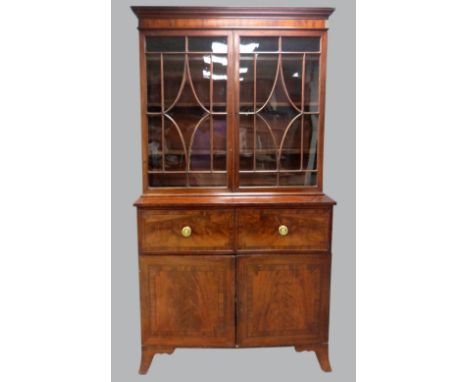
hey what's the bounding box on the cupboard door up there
[139,256,235,346]
[237,33,323,188]
[145,34,230,188]
[237,254,330,346]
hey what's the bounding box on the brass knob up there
[181,226,192,238]
[278,225,288,236]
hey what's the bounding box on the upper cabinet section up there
[133,7,334,194]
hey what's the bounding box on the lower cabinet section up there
[237,254,331,347]
[139,254,330,349]
[139,255,236,347]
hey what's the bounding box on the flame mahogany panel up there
[237,254,331,346]
[139,209,235,253]
[139,255,235,347]
[237,207,331,251]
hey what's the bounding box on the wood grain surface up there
[237,208,331,250]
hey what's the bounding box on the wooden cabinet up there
[132,6,336,375]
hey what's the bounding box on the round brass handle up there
[181,226,192,238]
[278,225,289,236]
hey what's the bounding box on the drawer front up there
[139,209,234,252]
[237,208,331,251]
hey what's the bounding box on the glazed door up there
[142,30,327,192]
[237,254,330,346]
[143,31,233,190]
[234,31,326,191]
[139,255,235,346]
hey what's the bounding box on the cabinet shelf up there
[149,150,227,156]
[240,148,307,155]
[146,51,321,55]
[239,169,317,173]
[147,170,227,174]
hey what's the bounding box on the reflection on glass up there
[189,37,227,52]
[240,37,278,52]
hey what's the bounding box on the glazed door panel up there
[237,254,330,346]
[144,32,232,189]
[139,255,235,346]
[235,31,325,190]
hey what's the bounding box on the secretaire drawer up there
[138,209,235,253]
[237,208,332,251]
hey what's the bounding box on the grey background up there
[112,0,355,380]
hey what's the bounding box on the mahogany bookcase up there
[131,6,336,375]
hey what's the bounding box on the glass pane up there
[211,55,228,110]
[148,116,162,170]
[256,54,279,107]
[147,55,161,112]
[240,37,278,53]
[255,115,278,170]
[163,113,187,172]
[279,172,317,186]
[239,115,254,170]
[280,116,302,170]
[149,173,186,187]
[146,36,185,52]
[239,55,254,113]
[189,37,227,52]
[189,116,227,172]
[162,54,185,109]
[283,37,321,52]
[240,172,277,187]
[146,36,228,188]
[212,116,227,170]
[302,115,319,171]
[190,116,211,171]
[188,55,210,108]
[281,54,303,108]
[189,173,226,187]
[304,55,320,113]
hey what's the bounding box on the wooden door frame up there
[231,30,328,193]
[138,30,235,194]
